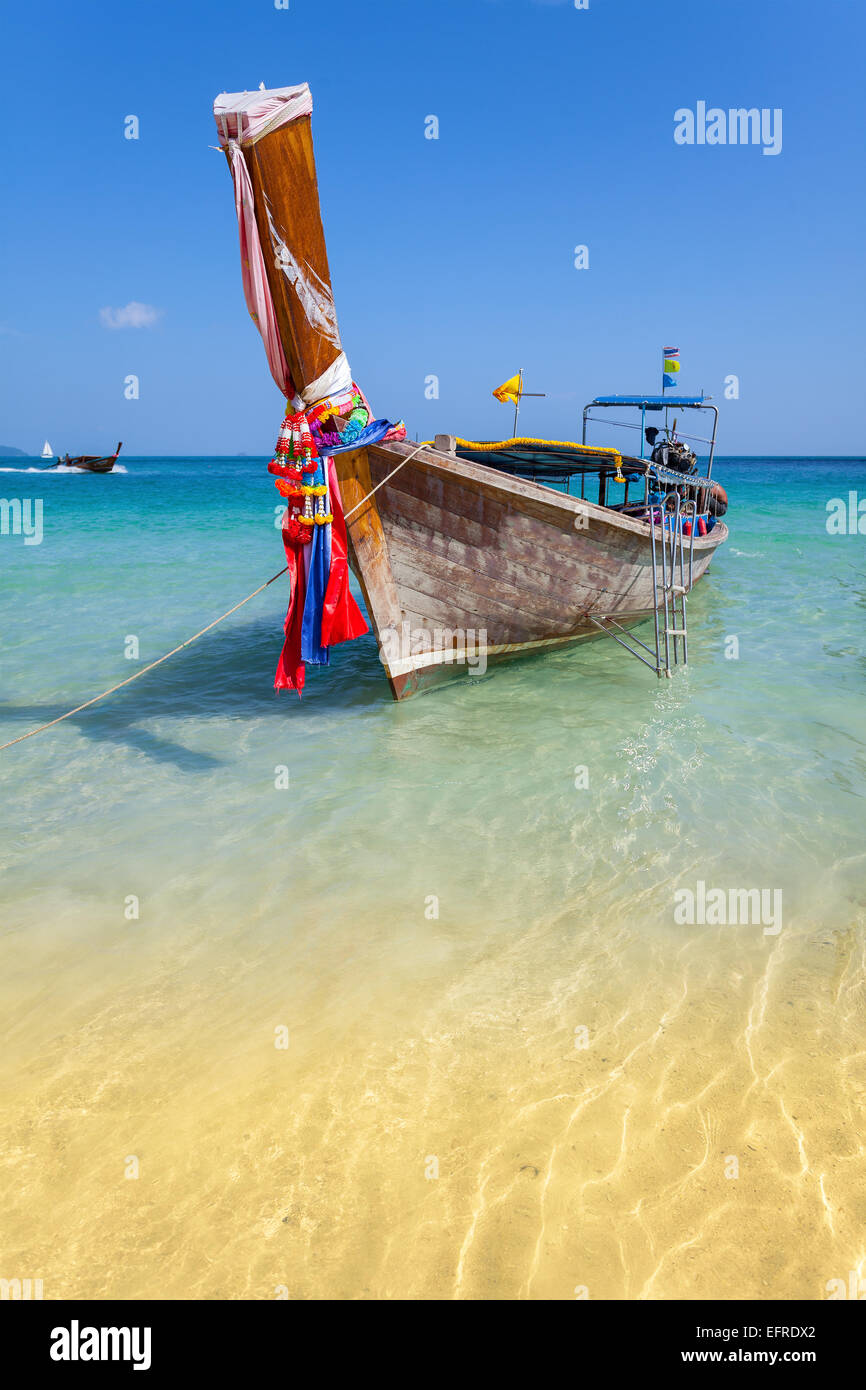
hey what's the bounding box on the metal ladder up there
[588,490,697,678]
[651,491,696,677]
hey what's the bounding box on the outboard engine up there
[644,426,697,475]
[651,437,697,475]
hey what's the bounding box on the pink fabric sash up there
[225,142,295,398]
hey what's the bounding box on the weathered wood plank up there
[382,498,621,603]
[335,438,727,700]
[387,581,539,644]
[334,449,406,697]
[387,539,601,629]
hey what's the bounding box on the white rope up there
[0,442,432,753]
[342,441,431,519]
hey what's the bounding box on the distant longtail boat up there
[50,443,123,473]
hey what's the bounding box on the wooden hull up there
[66,456,117,473]
[56,443,121,473]
[334,440,728,700]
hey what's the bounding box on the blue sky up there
[1,0,863,455]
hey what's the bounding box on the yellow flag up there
[493,373,522,406]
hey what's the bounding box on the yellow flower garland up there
[274,480,329,499]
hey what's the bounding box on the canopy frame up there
[582,395,719,478]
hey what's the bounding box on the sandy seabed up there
[2,873,863,1301]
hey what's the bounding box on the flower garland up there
[265,383,403,694]
[270,408,324,545]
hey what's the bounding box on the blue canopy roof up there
[588,395,711,410]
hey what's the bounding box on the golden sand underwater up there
[2,482,865,1301]
[2,688,864,1300]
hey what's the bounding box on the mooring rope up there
[341,441,431,519]
[0,568,291,752]
[0,442,432,753]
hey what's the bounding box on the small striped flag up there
[663,346,680,388]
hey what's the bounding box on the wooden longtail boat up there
[51,443,122,473]
[215,85,728,700]
[335,438,727,699]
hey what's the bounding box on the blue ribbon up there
[299,422,397,661]
[300,457,332,664]
[321,419,397,455]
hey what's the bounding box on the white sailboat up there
[41,440,55,459]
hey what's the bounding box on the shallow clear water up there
[1,456,864,1300]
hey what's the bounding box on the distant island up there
[0,445,28,457]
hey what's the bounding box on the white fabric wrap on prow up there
[300,354,353,406]
[213,84,314,147]
[213,84,351,406]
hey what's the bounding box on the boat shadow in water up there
[2,574,728,769]
[0,617,391,769]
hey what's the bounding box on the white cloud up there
[99,301,163,329]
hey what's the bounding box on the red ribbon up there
[274,525,307,695]
[272,397,369,694]
[321,457,367,649]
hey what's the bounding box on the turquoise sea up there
[1,455,865,1300]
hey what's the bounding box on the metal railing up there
[588,490,697,678]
